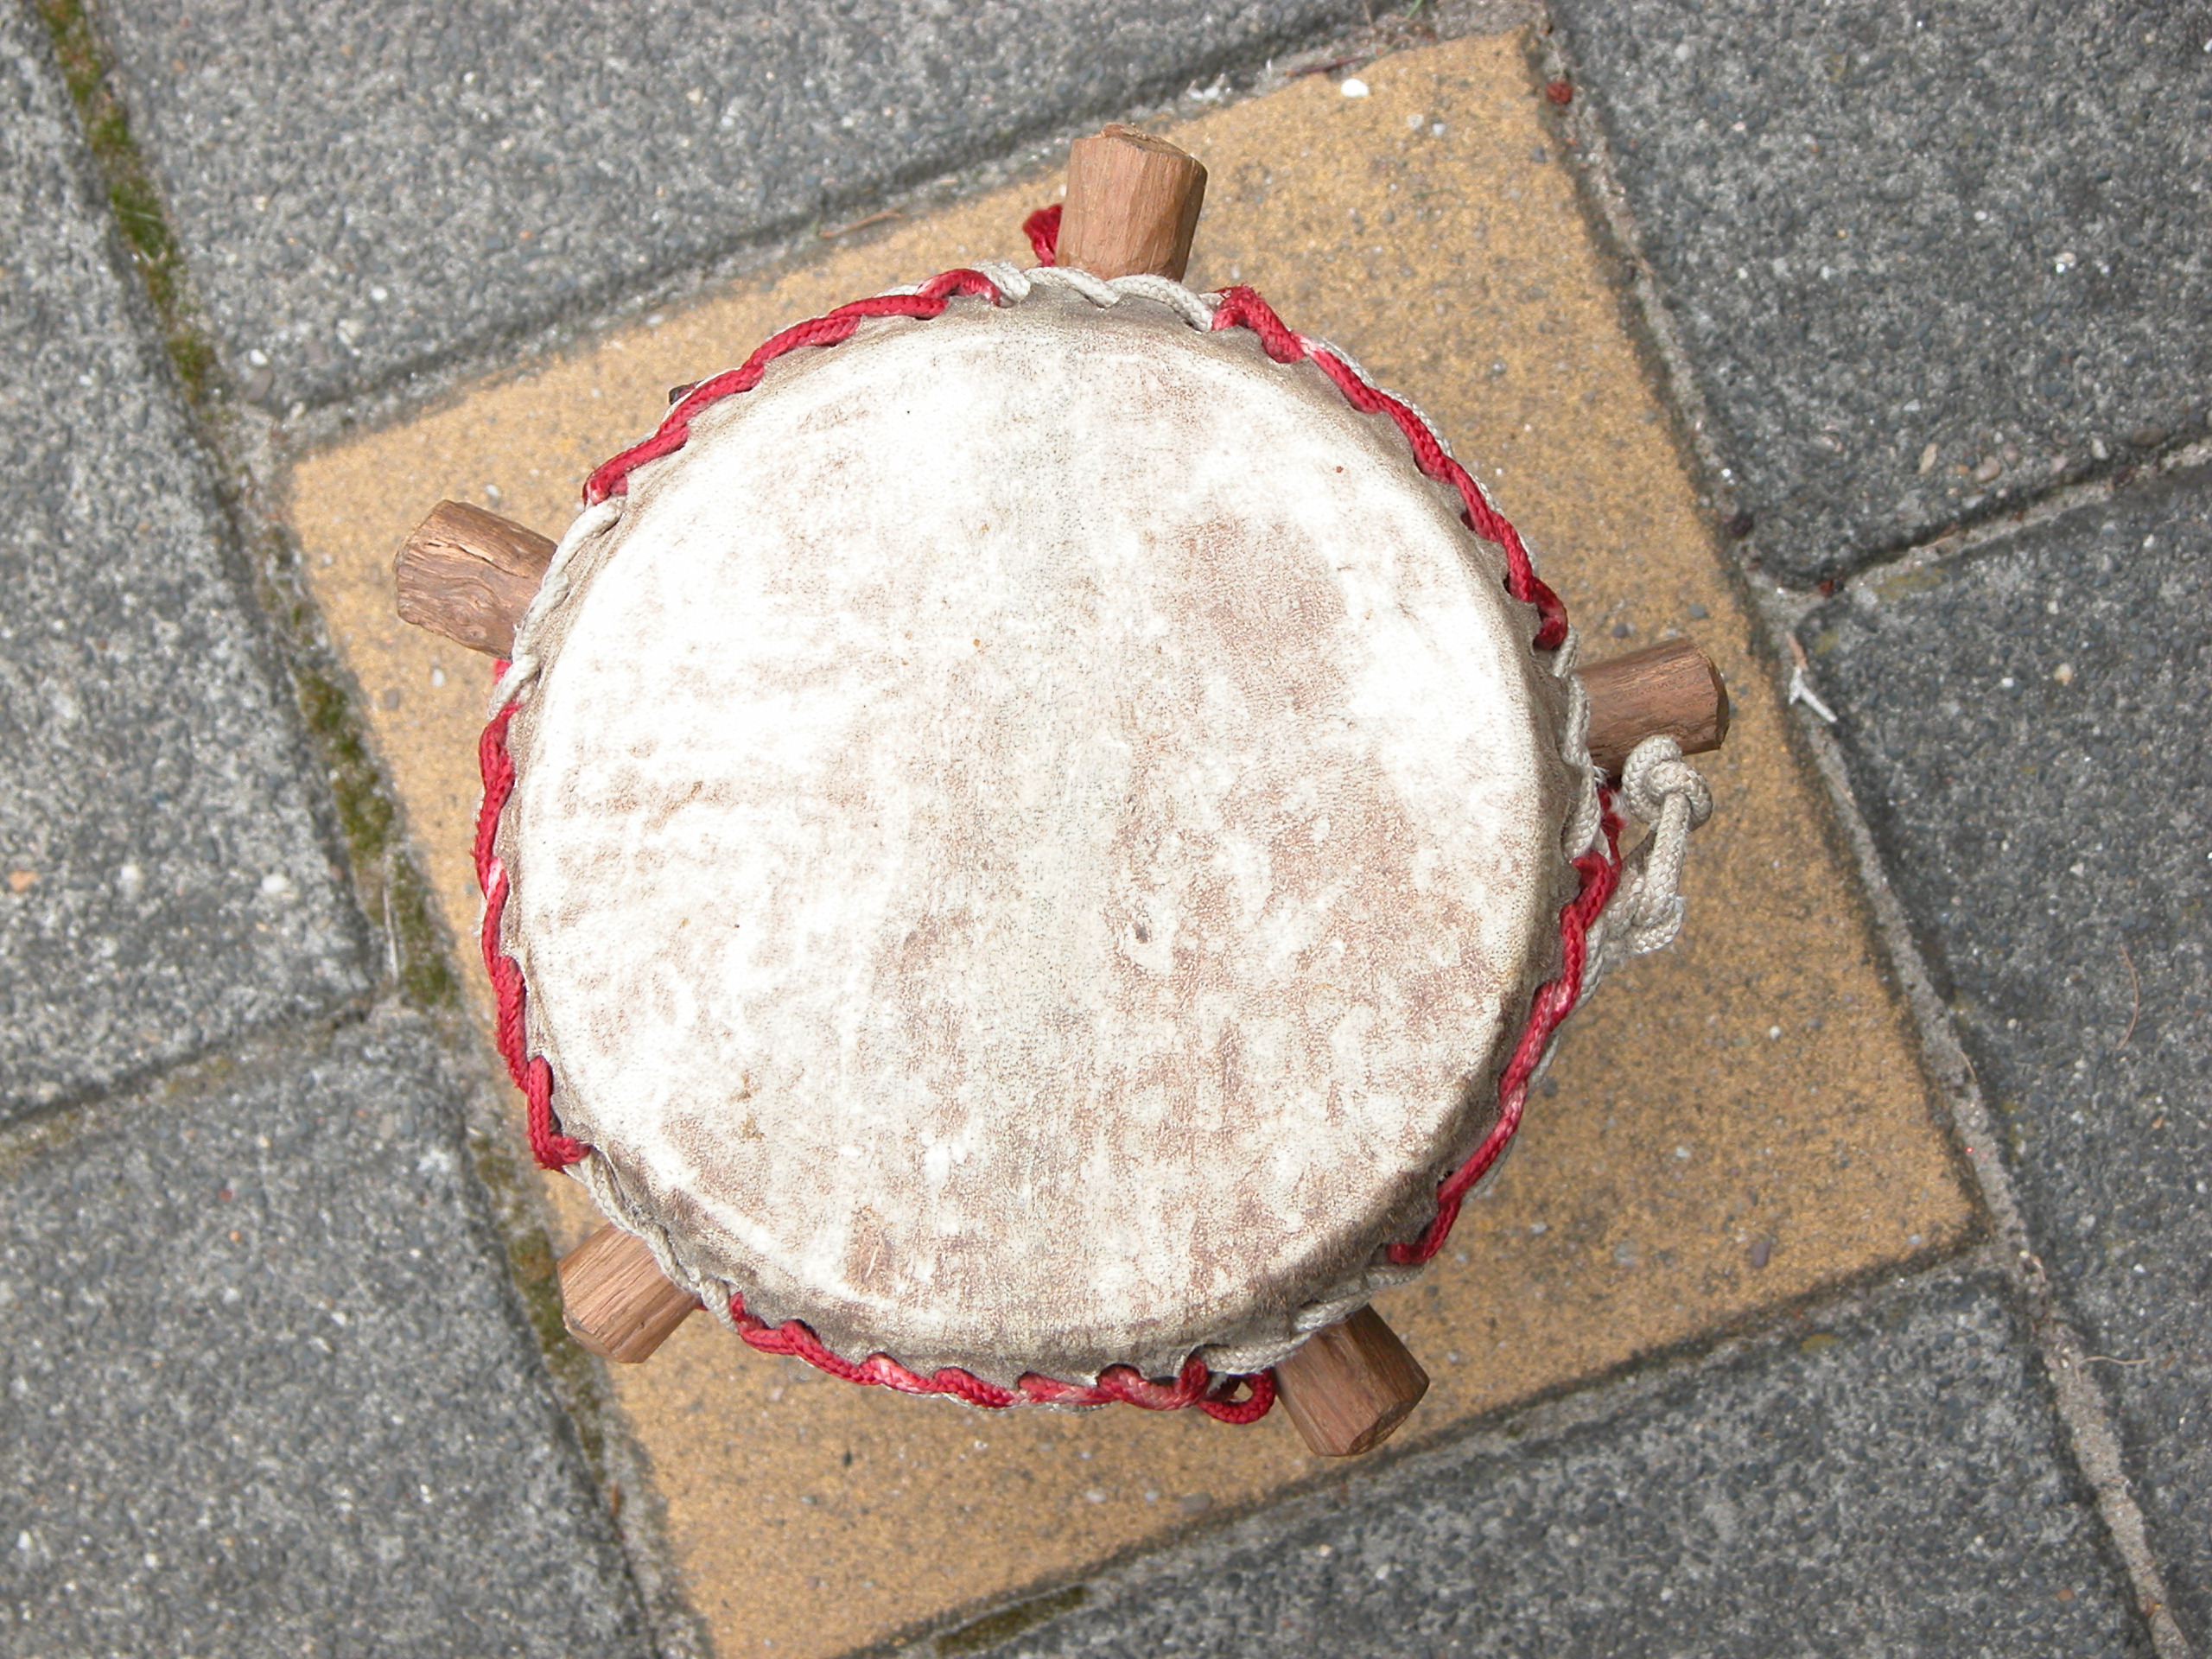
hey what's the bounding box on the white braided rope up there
[1581,734,1714,1000]
[493,263,1696,1389]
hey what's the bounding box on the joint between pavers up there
[1825,433,2212,606]
[1778,680,2194,1659]
[1527,10,2208,606]
[244,2,1541,456]
[879,1253,2114,1659]
[22,6,703,1650]
[27,0,451,1020]
[31,0,214,406]
[1524,16,1760,563]
[1536,17,2195,1653]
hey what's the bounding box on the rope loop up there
[1598,735,1713,963]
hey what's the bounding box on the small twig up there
[2083,1354,2150,1366]
[2117,941,2140,1046]
[381,851,400,986]
[1785,633,1838,724]
[817,208,902,240]
[1290,54,1367,78]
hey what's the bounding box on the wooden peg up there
[1580,638,1730,778]
[558,1224,700,1363]
[1056,125,1208,281]
[393,499,556,658]
[1273,1305,1431,1457]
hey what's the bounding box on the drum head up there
[500,285,1577,1385]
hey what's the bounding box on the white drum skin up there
[499,286,1578,1386]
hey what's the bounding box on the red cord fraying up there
[1022,204,1061,265]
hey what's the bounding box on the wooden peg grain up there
[1273,1305,1431,1457]
[1056,125,1208,281]
[558,1224,700,1363]
[392,499,556,658]
[1580,638,1731,778]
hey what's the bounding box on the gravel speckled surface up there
[925,1272,2148,1658]
[1551,0,2212,584]
[0,4,366,1123]
[98,0,1367,410]
[1808,467,2212,1647]
[0,1015,651,1659]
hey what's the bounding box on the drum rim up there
[473,259,1624,1419]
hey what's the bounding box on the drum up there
[407,130,1722,1449]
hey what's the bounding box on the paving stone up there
[0,1014,651,1658]
[1806,467,2212,1646]
[0,4,368,1122]
[931,1270,2145,1658]
[1550,0,2212,585]
[94,0,1364,411]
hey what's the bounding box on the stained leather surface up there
[504,289,1573,1382]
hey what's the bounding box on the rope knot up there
[1587,734,1714,975]
[1620,735,1713,830]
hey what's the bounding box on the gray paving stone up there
[0,3,368,1122]
[94,0,1363,412]
[1550,0,2212,586]
[931,1270,2145,1658]
[0,1013,651,1658]
[1806,467,2212,1646]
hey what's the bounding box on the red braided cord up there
[475,242,1625,1419]
[583,270,1001,506]
[728,1294,1274,1420]
[1022,204,1061,264]
[476,696,591,1169]
[1210,287,1569,651]
[1389,809,1623,1265]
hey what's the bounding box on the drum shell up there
[496,285,1582,1386]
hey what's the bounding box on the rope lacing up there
[474,225,1716,1416]
[1586,734,1714,989]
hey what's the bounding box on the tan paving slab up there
[287,31,1977,1657]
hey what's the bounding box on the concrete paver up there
[98,0,1368,413]
[1806,467,2212,1647]
[925,1270,2150,1659]
[0,1013,651,1658]
[1550,0,2212,586]
[286,37,1975,1656]
[0,0,366,1124]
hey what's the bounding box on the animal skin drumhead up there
[499,284,1578,1386]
